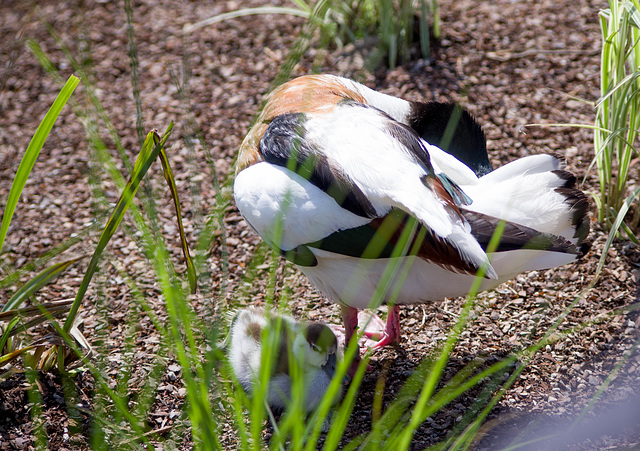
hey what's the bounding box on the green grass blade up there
[385,221,505,449]
[0,222,98,290]
[0,344,36,367]
[419,0,431,59]
[0,316,21,358]
[25,368,48,450]
[28,35,134,176]
[124,0,145,147]
[596,185,640,277]
[290,0,312,13]
[324,358,369,451]
[0,301,73,334]
[2,257,84,313]
[157,147,197,292]
[63,124,174,333]
[168,66,233,296]
[0,75,80,255]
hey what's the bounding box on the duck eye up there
[311,343,321,352]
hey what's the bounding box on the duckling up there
[226,307,340,412]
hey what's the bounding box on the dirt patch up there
[1,0,639,449]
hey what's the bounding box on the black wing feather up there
[461,209,581,255]
[408,102,493,177]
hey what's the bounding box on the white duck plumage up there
[226,307,340,412]
[234,75,590,374]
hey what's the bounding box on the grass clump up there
[329,0,441,69]
[594,0,640,236]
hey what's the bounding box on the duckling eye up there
[311,343,322,353]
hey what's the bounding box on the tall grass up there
[0,75,81,371]
[595,0,640,236]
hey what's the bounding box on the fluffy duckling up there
[234,74,590,375]
[227,307,340,412]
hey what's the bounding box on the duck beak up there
[322,352,337,377]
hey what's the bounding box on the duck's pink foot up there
[341,306,372,378]
[329,315,383,349]
[357,310,388,347]
[337,305,403,378]
[363,304,401,349]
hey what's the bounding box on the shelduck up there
[233,75,590,374]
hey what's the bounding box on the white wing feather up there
[234,163,370,251]
[303,103,496,278]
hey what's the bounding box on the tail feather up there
[475,154,560,184]
[448,155,591,277]
[551,171,590,244]
[462,157,590,252]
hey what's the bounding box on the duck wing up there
[254,101,496,278]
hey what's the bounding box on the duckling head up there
[293,322,338,377]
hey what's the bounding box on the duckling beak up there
[322,351,337,378]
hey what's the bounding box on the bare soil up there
[1,0,639,449]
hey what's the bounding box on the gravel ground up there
[1,0,639,449]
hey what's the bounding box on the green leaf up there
[0,316,20,357]
[2,257,84,313]
[63,124,174,333]
[0,75,80,255]
[0,300,74,358]
[622,1,640,29]
[0,345,36,367]
[157,147,197,293]
[596,185,640,277]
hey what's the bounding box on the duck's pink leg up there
[341,305,364,378]
[363,304,401,348]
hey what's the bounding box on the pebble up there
[588,375,601,385]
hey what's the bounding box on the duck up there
[226,307,340,412]
[233,74,590,375]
